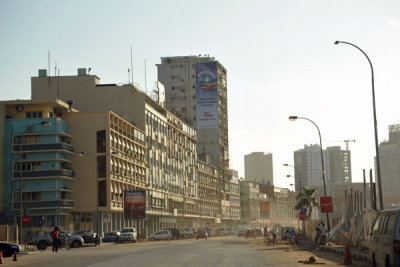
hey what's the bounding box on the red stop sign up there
[22,215,30,224]
[299,212,306,221]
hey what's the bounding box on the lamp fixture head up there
[288,116,298,121]
[334,40,340,45]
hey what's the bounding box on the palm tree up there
[295,187,320,218]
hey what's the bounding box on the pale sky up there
[1,0,400,189]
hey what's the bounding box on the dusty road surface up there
[3,237,370,267]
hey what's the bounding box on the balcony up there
[13,199,75,210]
[13,143,74,153]
[13,169,74,179]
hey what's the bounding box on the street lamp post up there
[288,116,331,231]
[334,40,383,211]
[77,151,117,235]
[283,164,303,209]
[19,121,51,245]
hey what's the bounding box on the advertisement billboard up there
[124,190,146,219]
[320,196,333,213]
[196,61,219,129]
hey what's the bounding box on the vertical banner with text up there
[124,190,146,219]
[320,196,333,213]
[196,61,219,129]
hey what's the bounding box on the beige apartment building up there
[30,69,234,234]
[63,111,147,234]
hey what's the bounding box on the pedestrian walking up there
[51,227,60,252]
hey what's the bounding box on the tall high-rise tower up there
[244,152,273,185]
[157,56,229,173]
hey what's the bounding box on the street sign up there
[39,219,45,226]
[22,215,31,225]
[300,207,307,214]
[299,212,306,221]
[320,196,333,213]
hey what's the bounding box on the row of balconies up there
[13,143,74,153]
[13,169,74,179]
[12,199,74,210]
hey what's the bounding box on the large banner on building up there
[124,190,146,219]
[196,61,218,129]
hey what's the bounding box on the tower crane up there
[343,140,356,151]
[325,140,356,150]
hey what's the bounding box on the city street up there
[3,237,370,267]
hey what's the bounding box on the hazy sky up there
[1,0,400,189]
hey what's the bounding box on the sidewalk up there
[319,244,369,261]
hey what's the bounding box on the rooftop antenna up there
[144,58,147,92]
[130,46,134,85]
[48,51,50,85]
[57,69,60,100]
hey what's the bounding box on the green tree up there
[295,187,320,218]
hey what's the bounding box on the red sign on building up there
[299,212,307,221]
[320,197,333,213]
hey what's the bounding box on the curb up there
[320,245,369,261]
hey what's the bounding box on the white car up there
[149,230,172,241]
[119,228,137,243]
[369,208,400,267]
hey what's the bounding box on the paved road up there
[3,237,365,266]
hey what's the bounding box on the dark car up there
[73,230,99,244]
[245,229,256,239]
[103,232,121,243]
[0,242,21,257]
[163,228,182,240]
[196,229,208,240]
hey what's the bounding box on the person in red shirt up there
[51,227,60,252]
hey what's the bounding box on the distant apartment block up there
[244,152,273,186]
[293,145,351,192]
[379,124,400,208]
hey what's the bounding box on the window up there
[25,111,43,119]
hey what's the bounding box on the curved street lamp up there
[334,40,383,211]
[288,116,331,231]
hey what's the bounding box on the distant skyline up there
[1,0,400,189]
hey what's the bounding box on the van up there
[369,208,400,267]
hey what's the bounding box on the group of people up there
[263,227,277,245]
[315,222,328,245]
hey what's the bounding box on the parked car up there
[196,229,208,240]
[369,208,400,267]
[284,228,297,241]
[163,228,182,240]
[183,228,194,238]
[281,227,296,240]
[245,229,256,239]
[0,242,21,257]
[119,228,137,243]
[103,232,121,243]
[73,230,100,244]
[149,230,172,241]
[237,228,247,237]
[29,230,84,250]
